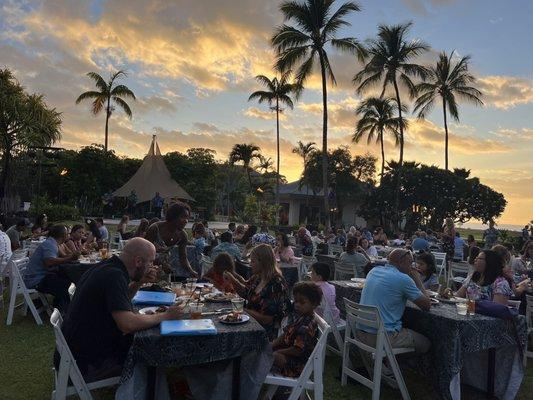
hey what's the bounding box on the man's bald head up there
[120,237,156,281]
[388,248,413,273]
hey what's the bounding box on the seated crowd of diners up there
[1,206,532,397]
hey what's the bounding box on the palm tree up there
[414,51,483,170]
[292,141,316,222]
[354,97,407,182]
[353,22,429,167]
[75,70,136,152]
[248,71,301,215]
[272,0,365,228]
[229,144,261,193]
[258,156,274,173]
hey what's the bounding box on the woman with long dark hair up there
[456,250,512,305]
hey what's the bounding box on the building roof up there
[279,181,324,197]
[113,136,194,203]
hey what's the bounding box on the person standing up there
[145,201,198,279]
[151,192,164,218]
[95,218,109,242]
[483,220,500,249]
[442,218,456,264]
[127,190,138,217]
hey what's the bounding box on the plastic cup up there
[189,303,204,319]
[231,298,245,315]
[456,302,467,316]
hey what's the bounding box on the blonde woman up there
[442,218,456,263]
[225,244,289,339]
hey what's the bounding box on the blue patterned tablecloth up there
[331,280,526,400]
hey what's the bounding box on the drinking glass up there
[89,253,97,263]
[186,278,197,293]
[99,247,108,260]
[456,302,467,316]
[189,303,204,319]
[231,298,245,315]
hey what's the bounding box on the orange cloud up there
[478,75,533,109]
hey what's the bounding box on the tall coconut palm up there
[292,141,316,221]
[272,0,365,228]
[229,144,261,193]
[353,22,429,167]
[75,70,136,152]
[414,51,483,170]
[248,71,301,216]
[354,97,407,182]
[258,156,274,173]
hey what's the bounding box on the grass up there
[2,296,533,400]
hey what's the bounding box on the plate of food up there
[430,298,440,305]
[426,290,439,298]
[139,306,168,315]
[437,288,467,304]
[219,313,250,324]
[350,278,366,283]
[204,292,235,303]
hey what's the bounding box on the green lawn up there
[1,295,532,400]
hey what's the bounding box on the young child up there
[271,281,321,378]
[310,262,341,324]
[203,252,239,293]
[416,252,439,290]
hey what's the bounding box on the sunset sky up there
[1,0,532,225]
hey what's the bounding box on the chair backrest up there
[449,262,470,276]
[321,296,344,354]
[329,244,343,256]
[50,309,92,396]
[431,252,447,269]
[344,297,381,332]
[526,294,533,328]
[9,257,30,282]
[298,256,316,281]
[200,254,213,277]
[334,261,356,280]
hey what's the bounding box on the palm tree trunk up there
[442,99,449,170]
[246,166,253,194]
[392,78,404,230]
[393,80,404,166]
[104,96,111,152]
[275,98,280,225]
[380,129,385,184]
[319,54,330,229]
[0,146,11,198]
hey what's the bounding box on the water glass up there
[231,297,245,315]
[186,278,197,293]
[456,302,467,316]
[189,303,204,319]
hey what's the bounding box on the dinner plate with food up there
[139,306,168,315]
[204,292,235,303]
[219,313,250,325]
[437,288,467,304]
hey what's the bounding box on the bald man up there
[58,238,182,382]
[357,249,431,355]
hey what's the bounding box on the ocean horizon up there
[459,222,528,232]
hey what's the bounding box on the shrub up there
[29,197,80,222]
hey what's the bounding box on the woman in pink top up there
[275,232,297,264]
[310,262,340,323]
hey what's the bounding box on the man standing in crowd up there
[152,192,164,218]
[6,219,27,251]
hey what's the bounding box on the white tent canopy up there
[113,135,193,203]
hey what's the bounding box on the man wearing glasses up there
[357,249,431,354]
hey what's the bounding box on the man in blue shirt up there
[24,225,79,313]
[152,192,164,218]
[453,232,466,261]
[211,231,242,261]
[96,218,109,241]
[357,249,431,354]
[411,231,429,252]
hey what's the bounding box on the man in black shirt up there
[59,237,182,381]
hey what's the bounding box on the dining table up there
[331,280,527,400]
[117,299,271,400]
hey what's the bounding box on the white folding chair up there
[321,296,346,357]
[200,254,213,277]
[448,262,470,287]
[329,244,343,257]
[263,313,331,400]
[525,294,533,365]
[298,256,316,282]
[342,298,413,400]
[50,309,120,400]
[0,250,28,307]
[6,257,51,325]
[431,252,447,284]
[334,261,357,280]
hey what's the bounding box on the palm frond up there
[110,84,136,99]
[86,72,108,92]
[75,91,103,104]
[113,97,132,118]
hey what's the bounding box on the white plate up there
[79,259,99,265]
[430,298,440,305]
[138,306,167,315]
[350,278,366,283]
[219,314,250,325]
[437,296,467,304]
[427,290,439,298]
